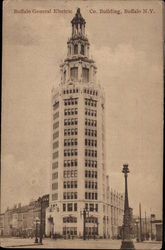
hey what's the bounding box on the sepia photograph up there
[1,0,163,249]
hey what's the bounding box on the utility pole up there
[39,198,43,244]
[139,203,142,241]
[145,211,147,240]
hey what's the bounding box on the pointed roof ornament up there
[71,8,86,26]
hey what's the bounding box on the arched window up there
[70,67,78,81]
[81,44,84,55]
[82,68,89,82]
[74,44,78,54]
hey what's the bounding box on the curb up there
[4,243,43,248]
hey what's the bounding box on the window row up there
[85,203,98,212]
[64,98,78,106]
[52,193,58,201]
[63,216,77,223]
[53,131,59,140]
[85,139,97,147]
[64,118,78,126]
[52,162,58,169]
[85,192,98,200]
[63,192,77,200]
[85,108,97,117]
[85,170,97,178]
[53,121,59,130]
[85,160,97,168]
[64,181,77,189]
[63,227,77,236]
[64,108,78,116]
[86,216,98,224]
[63,88,79,94]
[85,149,97,157]
[85,227,98,235]
[52,172,58,179]
[85,129,97,137]
[64,149,78,157]
[52,182,58,190]
[64,128,78,136]
[63,203,77,212]
[64,159,77,167]
[84,89,98,96]
[63,170,77,178]
[85,99,97,107]
[53,141,59,149]
[73,44,85,55]
[85,181,97,189]
[85,119,97,127]
[53,151,58,159]
[64,139,77,147]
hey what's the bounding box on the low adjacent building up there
[2,194,49,237]
[0,213,4,236]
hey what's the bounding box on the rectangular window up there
[52,182,58,190]
[82,68,89,82]
[52,162,58,169]
[53,101,59,110]
[52,193,58,201]
[52,172,58,179]
[53,112,59,120]
[53,151,58,159]
[89,203,94,211]
[74,44,78,54]
[64,70,66,83]
[67,203,73,211]
[53,131,59,140]
[53,121,59,130]
[53,141,59,149]
[63,203,66,212]
[74,203,77,211]
[70,67,78,81]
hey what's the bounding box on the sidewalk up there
[0,237,163,249]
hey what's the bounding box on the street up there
[0,237,162,249]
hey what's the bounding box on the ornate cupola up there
[60,8,97,85]
[67,8,90,59]
[71,8,86,38]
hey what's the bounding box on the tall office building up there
[46,8,124,238]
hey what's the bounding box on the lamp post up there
[81,207,98,240]
[96,221,99,238]
[90,215,95,240]
[94,222,96,240]
[38,195,49,244]
[150,214,155,240]
[38,197,43,244]
[34,217,40,243]
[136,219,139,242]
[80,208,89,240]
[120,164,135,250]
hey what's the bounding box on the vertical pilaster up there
[77,87,85,236]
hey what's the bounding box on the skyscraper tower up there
[46,8,109,238]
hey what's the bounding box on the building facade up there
[46,8,124,239]
[0,213,4,236]
[1,195,49,237]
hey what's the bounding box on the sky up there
[1,0,163,219]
